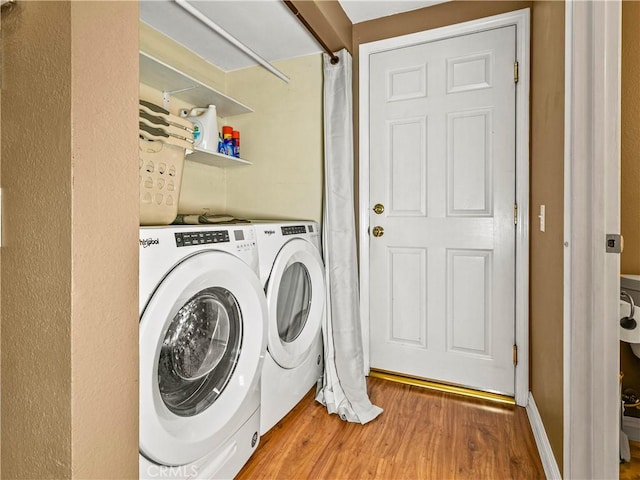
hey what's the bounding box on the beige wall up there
[1,3,71,478]
[352,0,565,469]
[70,3,139,477]
[529,1,565,470]
[1,2,139,478]
[2,3,73,475]
[621,1,640,276]
[175,52,324,222]
[140,25,324,223]
[225,55,324,223]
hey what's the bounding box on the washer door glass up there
[276,262,311,343]
[158,286,243,417]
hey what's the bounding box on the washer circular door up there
[266,238,325,369]
[139,250,267,466]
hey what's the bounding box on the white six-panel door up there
[368,25,517,395]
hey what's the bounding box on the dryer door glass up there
[158,286,243,417]
[276,262,311,343]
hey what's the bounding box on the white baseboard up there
[623,415,640,442]
[526,393,562,479]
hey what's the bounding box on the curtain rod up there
[174,0,291,84]
[282,1,340,65]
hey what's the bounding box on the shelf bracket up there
[161,91,171,110]
[162,86,200,110]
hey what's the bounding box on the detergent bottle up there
[181,105,218,152]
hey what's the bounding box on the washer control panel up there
[174,230,230,247]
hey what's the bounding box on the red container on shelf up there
[232,130,240,158]
[220,125,234,156]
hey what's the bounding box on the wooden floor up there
[621,440,640,480]
[237,377,544,479]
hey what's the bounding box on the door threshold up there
[369,369,515,406]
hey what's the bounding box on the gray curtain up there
[315,49,383,424]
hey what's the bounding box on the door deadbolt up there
[372,226,384,237]
[373,203,385,215]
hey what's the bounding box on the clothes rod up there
[282,0,339,65]
[174,0,291,84]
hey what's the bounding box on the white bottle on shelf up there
[181,105,218,152]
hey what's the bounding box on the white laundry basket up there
[138,100,193,225]
[139,137,186,226]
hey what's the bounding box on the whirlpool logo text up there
[140,238,160,248]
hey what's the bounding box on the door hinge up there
[514,61,519,84]
[514,203,518,226]
[513,344,518,366]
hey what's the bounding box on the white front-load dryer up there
[139,225,267,480]
[253,221,325,435]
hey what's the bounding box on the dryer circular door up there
[139,250,267,467]
[266,238,325,369]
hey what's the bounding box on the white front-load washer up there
[253,221,325,435]
[139,225,267,480]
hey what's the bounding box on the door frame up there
[563,1,621,478]
[358,9,531,406]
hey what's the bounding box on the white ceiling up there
[340,1,443,24]
[140,0,442,72]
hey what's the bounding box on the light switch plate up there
[538,205,545,232]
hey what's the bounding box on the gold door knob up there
[373,203,385,215]
[372,226,384,237]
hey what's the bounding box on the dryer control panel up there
[281,225,307,236]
